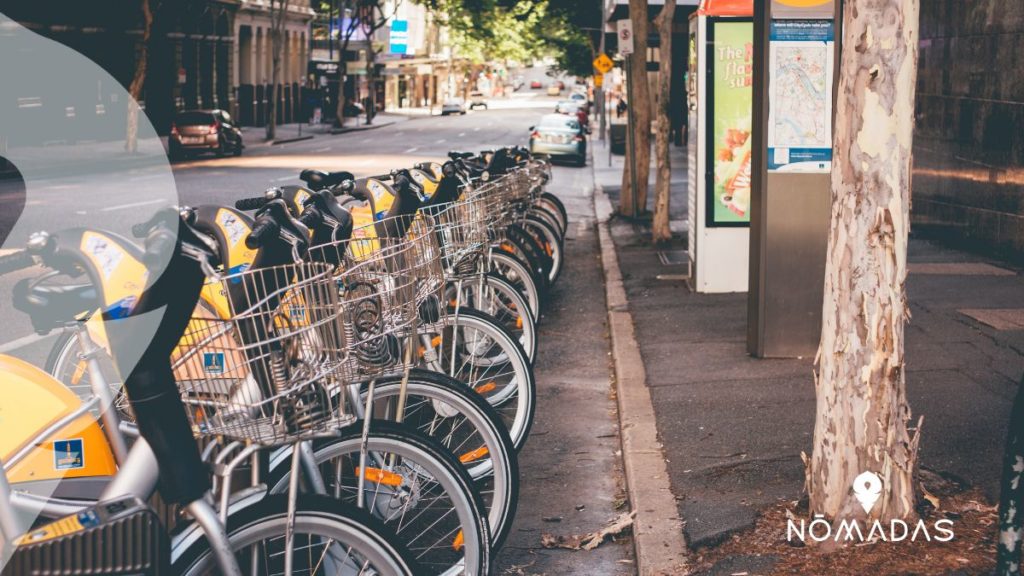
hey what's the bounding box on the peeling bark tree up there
[809,0,921,523]
[125,0,152,154]
[620,0,651,217]
[651,0,675,243]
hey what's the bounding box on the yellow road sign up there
[594,74,604,87]
[593,53,614,74]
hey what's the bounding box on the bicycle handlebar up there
[245,219,280,249]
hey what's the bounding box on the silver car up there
[528,113,586,167]
[441,97,467,115]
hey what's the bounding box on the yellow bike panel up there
[0,355,116,484]
[79,231,148,311]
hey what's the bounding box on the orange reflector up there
[453,530,464,551]
[449,299,459,307]
[508,302,517,311]
[355,467,403,487]
[418,346,426,358]
[544,243,553,256]
[500,243,516,253]
[431,335,443,348]
[516,316,523,329]
[70,361,88,386]
[459,446,489,463]
[474,381,497,394]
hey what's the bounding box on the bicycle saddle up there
[13,281,99,334]
[299,169,356,191]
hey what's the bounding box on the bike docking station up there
[686,0,754,294]
[747,0,838,358]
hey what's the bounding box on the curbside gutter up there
[594,183,690,575]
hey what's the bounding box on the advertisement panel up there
[771,0,834,19]
[706,19,753,226]
[766,20,834,173]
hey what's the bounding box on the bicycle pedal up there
[4,496,168,575]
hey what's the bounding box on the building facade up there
[233,0,315,127]
[913,0,1024,261]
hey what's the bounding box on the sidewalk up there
[592,137,1024,570]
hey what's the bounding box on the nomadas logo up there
[787,471,955,544]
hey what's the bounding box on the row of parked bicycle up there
[0,146,567,575]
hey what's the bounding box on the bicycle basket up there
[171,261,352,445]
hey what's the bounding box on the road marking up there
[0,332,49,354]
[435,139,446,144]
[473,127,481,132]
[458,132,466,137]
[274,175,295,182]
[97,198,166,213]
[312,146,331,152]
[404,147,419,153]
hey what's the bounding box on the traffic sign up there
[593,53,614,74]
[594,74,604,87]
[617,19,634,55]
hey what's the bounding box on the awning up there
[697,0,753,16]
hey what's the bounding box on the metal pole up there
[597,4,607,143]
[625,57,639,217]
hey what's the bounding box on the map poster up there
[766,20,834,173]
[707,19,753,227]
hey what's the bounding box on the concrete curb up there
[595,184,690,575]
[271,135,315,145]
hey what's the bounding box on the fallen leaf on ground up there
[540,511,636,551]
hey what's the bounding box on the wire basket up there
[308,213,444,378]
[419,191,490,278]
[172,261,352,446]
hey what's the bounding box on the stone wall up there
[913,0,1024,262]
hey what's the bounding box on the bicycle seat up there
[12,281,98,333]
[300,169,356,191]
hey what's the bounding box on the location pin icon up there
[853,471,883,514]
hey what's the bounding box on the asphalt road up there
[0,94,635,574]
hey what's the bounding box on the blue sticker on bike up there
[204,352,226,374]
[53,438,84,470]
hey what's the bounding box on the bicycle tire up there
[539,192,568,233]
[446,272,537,362]
[360,369,520,550]
[522,214,563,285]
[489,250,541,319]
[173,494,422,576]
[420,308,536,452]
[265,422,490,576]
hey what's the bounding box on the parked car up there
[568,91,590,111]
[555,100,581,114]
[441,97,467,115]
[512,75,525,91]
[528,113,587,167]
[469,91,488,110]
[169,109,243,159]
[546,84,561,96]
[530,80,543,89]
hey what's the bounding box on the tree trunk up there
[620,0,651,217]
[651,0,675,243]
[266,0,288,141]
[125,0,152,154]
[365,41,376,125]
[809,0,921,523]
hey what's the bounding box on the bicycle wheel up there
[539,191,568,234]
[174,494,422,575]
[446,272,537,362]
[506,225,552,290]
[266,422,489,576]
[489,250,541,319]
[361,369,520,550]
[529,204,565,241]
[522,214,563,285]
[419,308,536,452]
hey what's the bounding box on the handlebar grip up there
[245,220,280,249]
[298,208,322,228]
[131,221,150,238]
[235,196,271,211]
[0,250,35,275]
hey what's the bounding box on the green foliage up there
[419,0,598,75]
